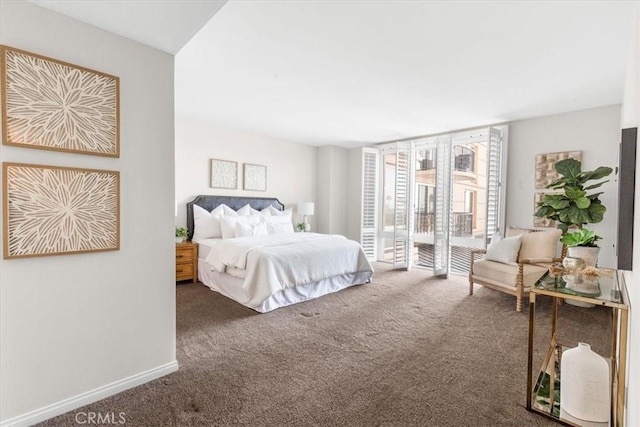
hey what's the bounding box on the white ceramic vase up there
[567,246,600,267]
[175,236,185,244]
[560,342,610,423]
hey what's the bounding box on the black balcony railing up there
[452,212,473,237]
[415,212,435,234]
[414,212,473,237]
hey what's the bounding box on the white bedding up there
[202,233,373,310]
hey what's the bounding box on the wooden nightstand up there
[176,241,198,283]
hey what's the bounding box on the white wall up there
[621,3,640,425]
[316,145,349,235]
[506,105,622,267]
[346,147,364,242]
[174,116,317,228]
[0,2,177,425]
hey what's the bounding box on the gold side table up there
[526,269,628,426]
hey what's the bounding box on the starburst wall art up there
[3,163,120,259]
[0,45,119,157]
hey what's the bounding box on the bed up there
[187,195,373,313]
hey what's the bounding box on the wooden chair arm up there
[470,249,486,270]
[519,258,555,266]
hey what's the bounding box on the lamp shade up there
[297,202,315,216]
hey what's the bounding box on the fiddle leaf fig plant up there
[534,158,612,233]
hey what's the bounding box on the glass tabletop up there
[533,268,623,305]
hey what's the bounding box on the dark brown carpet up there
[39,263,610,426]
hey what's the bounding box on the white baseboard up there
[0,360,178,427]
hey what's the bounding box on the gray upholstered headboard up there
[186,195,285,241]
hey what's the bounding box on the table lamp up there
[297,202,315,232]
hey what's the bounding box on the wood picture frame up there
[535,150,582,189]
[210,159,238,189]
[243,163,267,191]
[0,45,120,157]
[533,192,558,228]
[3,162,120,259]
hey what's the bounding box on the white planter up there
[175,236,185,244]
[560,342,610,422]
[567,246,600,267]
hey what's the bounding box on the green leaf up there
[560,205,590,226]
[587,203,606,223]
[583,181,608,191]
[560,228,601,247]
[582,166,613,182]
[546,177,570,189]
[534,206,554,217]
[565,187,586,200]
[549,199,570,210]
[554,158,582,180]
[575,197,591,209]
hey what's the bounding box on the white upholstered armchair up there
[469,227,562,312]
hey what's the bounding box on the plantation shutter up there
[484,127,503,244]
[433,136,451,277]
[393,141,413,269]
[361,148,379,261]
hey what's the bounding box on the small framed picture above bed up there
[210,159,238,189]
[243,163,267,192]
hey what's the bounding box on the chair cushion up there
[485,234,522,265]
[472,260,549,288]
[518,229,562,262]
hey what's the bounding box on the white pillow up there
[260,207,273,217]
[267,222,294,235]
[220,215,260,239]
[236,222,268,237]
[237,204,259,216]
[265,208,292,221]
[485,234,522,266]
[193,205,223,240]
[266,205,289,216]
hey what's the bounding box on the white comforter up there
[204,233,373,307]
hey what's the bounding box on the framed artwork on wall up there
[535,150,582,189]
[3,162,120,259]
[0,45,120,157]
[533,192,558,228]
[210,159,238,189]
[243,163,267,191]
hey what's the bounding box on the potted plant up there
[175,226,188,243]
[534,158,612,265]
[560,227,602,267]
[534,158,613,233]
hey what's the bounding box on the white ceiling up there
[28,0,227,54]
[28,0,637,148]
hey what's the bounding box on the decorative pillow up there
[506,226,532,237]
[237,204,260,216]
[266,205,291,216]
[193,205,223,240]
[219,215,260,239]
[266,213,292,225]
[267,222,294,235]
[209,204,237,217]
[235,222,268,238]
[518,229,562,262]
[484,234,522,266]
